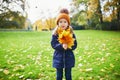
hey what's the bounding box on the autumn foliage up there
[57,27,75,49]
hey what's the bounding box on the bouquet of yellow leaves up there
[57,27,75,49]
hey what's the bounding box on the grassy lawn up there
[0,30,120,80]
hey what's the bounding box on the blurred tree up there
[33,20,43,31]
[87,0,103,29]
[45,18,56,30]
[71,0,88,29]
[71,11,86,30]
[72,0,120,30]
[72,0,107,29]
[104,0,120,22]
[0,0,27,29]
[72,0,88,9]
[33,18,56,31]
[0,10,26,29]
[0,0,25,13]
[103,0,120,30]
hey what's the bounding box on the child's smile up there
[61,26,65,29]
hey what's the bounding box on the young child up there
[51,8,77,80]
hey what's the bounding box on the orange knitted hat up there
[56,8,70,25]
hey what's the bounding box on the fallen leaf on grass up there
[114,73,120,77]
[101,57,105,62]
[100,78,105,80]
[79,68,93,72]
[105,53,111,57]
[105,75,109,78]
[115,58,119,61]
[78,63,83,68]
[79,77,84,80]
[110,63,114,68]
[3,69,9,75]
[0,68,3,71]
[78,56,82,61]
[28,72,33,75]
[87,77,93,80]
[85,68,93,72]
[13,64,25,71]
[19,75,24,79]
[7,60,16,64]
[100,69,106,72]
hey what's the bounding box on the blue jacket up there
[51,34,77,68]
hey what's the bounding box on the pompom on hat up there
[56,8,70,25]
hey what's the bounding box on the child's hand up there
[63,43,68,50]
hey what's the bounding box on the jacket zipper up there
[63,50,65,68]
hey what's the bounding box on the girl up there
[51,8,77,80]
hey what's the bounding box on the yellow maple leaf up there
[57,28,74,49]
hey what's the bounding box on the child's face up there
[58,18,68,30]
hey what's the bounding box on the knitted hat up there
[56,8,70,25]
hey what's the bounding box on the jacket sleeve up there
[51,35,64,51]
[71,34,77,50]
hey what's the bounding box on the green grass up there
[0,30,120,80]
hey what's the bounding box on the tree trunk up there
[117,1,120,22]
[98,0,103,23]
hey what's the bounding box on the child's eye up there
[64,21,67,23]
[59,21,62,23]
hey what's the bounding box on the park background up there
[0,0,120,80]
